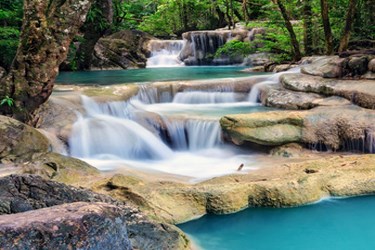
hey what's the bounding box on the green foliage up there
[0,96,15,107]
[0,0,23,70]
[215,40,254,59]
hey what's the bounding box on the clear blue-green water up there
[178,196,375,250]
[56,66,266,85]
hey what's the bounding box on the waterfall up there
[136,85,173,104]
[173,91,239,104]
[70,115,173,160]
[163,119,222,151]
[146,40,185,67]
[248,67,301,103]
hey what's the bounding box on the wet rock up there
[0,116,50,163]
[37,96,83,143]
[0,202,132,250]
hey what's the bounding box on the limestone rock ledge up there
[220,106,375,150]
[0,202,132,250]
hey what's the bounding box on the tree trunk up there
[274,0,302,61]
[320,0,333,54]
[0,0,93,123]
[303,0,313,55]
[242,0,250,24]
[338,0,357,52]
[76,0,113,70]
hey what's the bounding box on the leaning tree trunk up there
[0,0,93,123]
[338,0,357,52]
[76,0,113,70]
[274,0,302,61]
[320,0,333,55]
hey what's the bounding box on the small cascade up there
[136,85,174,104]
[163,118,222,151]
[81,95,131,118]
[173,91,239,104]
[179,30,252,65]
[146,40,185,67]
[248,67,301,103]
[38,129,68,155]
[69,115,173,160]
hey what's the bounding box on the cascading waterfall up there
[70,115,173,160]
[173,91,239,104]
[68,91,256,180]
[163,118,222,151]
[248,67,301,103]
[146,40,185,67]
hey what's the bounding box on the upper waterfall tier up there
[146,40,185,67]
[179,28,264,66]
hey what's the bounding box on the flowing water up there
[146,40,185,67]
[178,195,375,250]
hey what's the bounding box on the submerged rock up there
[0,202,132,250]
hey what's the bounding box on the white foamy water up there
[248,67,301,102]
[146,40,185,67]
[81,148,256,182]
[68,93,262,180]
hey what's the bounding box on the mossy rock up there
[0,116,50,163]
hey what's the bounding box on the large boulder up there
[0,116,50,163]
[91,30,155,70]
[260,85,351,110]
[301,55,374,78]
[0,202,132,250]
[281,73,375,109]
[220,111,304,146]
[221,105,375,151]
[0,174,190,250]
